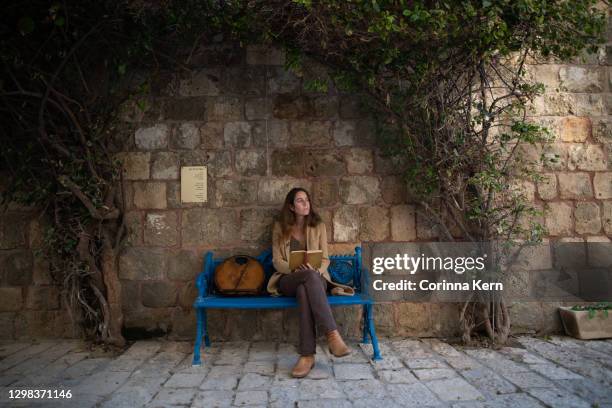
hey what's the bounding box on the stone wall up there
[1,13,610,340]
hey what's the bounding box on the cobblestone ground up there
[0,335,611,408]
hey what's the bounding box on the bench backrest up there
[199,247,364,295]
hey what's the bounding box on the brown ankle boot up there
[291,355,315,378]
[326,329,351,357]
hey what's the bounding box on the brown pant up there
[278,268,338,356]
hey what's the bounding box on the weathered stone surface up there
[559,66,604,92]
[290,121,332,146]
[207,97,242,121]
[359,207,389,241]
[172,123,200,149]
[245,97,272,120]
[119,247,168,280]
[273,95,315,119]
[120,280,140,312]
[206,151,233,178]
[240,208,277,243]
[603,201,612,235]
[311,179,339,207]
[168,250,201,281]
[141,282,177,308]
[0,288,22,312]
[25,286,59,310]
[151,152,179,180]
[568,144,607,171]
[571,93,606,116]
[345,148,373,174]
[333,121,356,146]
[531,93,573,116]
[339,96,367,119]
[246,45,285,65]
[542,143,568,170]
[215,180,258,207]
[264,121,290,148]
[545,202,573,236]
[221,66,266,96]
[333,207,359,242]
[339,176,380,204]
[268,67,301,94]
[181,208,240,245]
[144,212,178,246]
[200,121,224,149]
[135,124,169,150]
[224,122,253,148]
[391,205,417,241]
[305,151,345,176]
[312,96,338,119]
[593,173,612,199]
[117,152,150,180]
[235,150,267,177]
[558,173,593,199]
[2,251,33,286]
[374,150,408,175]
[509,180,536,202]
[574,202,601,234]
[271,150,304,177]
[559,116,591,142]
[163,97,207,120]
[133,182,167,209]
[178,69,221,96]
[258,179,310,205]
[0,217,27,249]
[537,173,557,200]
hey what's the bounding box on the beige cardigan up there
[267,221,355,297]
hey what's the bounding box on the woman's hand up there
[297,263,321,274]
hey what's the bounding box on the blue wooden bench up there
[192,246,381,365]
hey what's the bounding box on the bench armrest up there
[195,252,214,298]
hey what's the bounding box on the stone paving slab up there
[1,336,611,407]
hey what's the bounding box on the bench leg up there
[193,308,204,366]
[203,308,210,347]
[362,304,370,344]
[366,304,382,361]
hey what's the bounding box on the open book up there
[289,250,323,271]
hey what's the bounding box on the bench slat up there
[194,294,373,309]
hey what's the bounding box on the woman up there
[267,187,355,378]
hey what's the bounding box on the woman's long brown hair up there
[278,187,321,239]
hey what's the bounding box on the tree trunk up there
[100,240,125,347]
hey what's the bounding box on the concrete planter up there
[559,306,612,340]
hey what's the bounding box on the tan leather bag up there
[214,255,265,295]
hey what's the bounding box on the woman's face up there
[291,191,310,217]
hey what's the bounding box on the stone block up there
[133,182,167,209]
[200,121,224,149]
[311,179,338,207]
[240,209,277,243]
[151,152,179,180]
[135,124,169,150]
[603,201,612,235]
[271,150,304,177]
[537,173,557,200]
[235,150,267,176]
[224,121,253,148]
[592,117,611,144]
[172,123,200,149]
[258,179,310,205]
[141,281,177,308]
[339,96,366,119]
[0,288,22,312]
[32,256,52,285]
[359,207,389,241]
[207,97,242,121]
[245,97,272,120]
[559,116,591,142]
[168,250,202,281]
[333,207,359,242]
[391,205,417,241]
[531,93,573,116]
[178,68,221,96]
[264,121,290,148]
[416,211,439,240]
[312,96,338,119]
[181,208,240,245]
[116,152,150,180]
[568,144,607,171]
[559,66,604,92]
[594,172,612,199]
[144,211,178,246]
[119,247,167,280]
[375,150,408,175]
[290,121,332,146]
[0,216,27,249]
[215,180,257,207]
[120,280,140,312]
[0,313,15,338]
[339,176,380,204]
[25,286,59,310]
[574,202,601,234]
[124,211,143,245]
[509,180,536,202]
[304,151,345,176]
[545,202,573,236]
[268,67,300,94]
[206,151,233,178]
[246,45,285,65]
[333,121,356,147]
[571,93,606,116]
[273,94,315,119]
[2,251,33,286]
[164,97,207,121]
[345,148,373,174]
[221,66,266,96]
[558,173,593,199]
[542,143,568,170]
